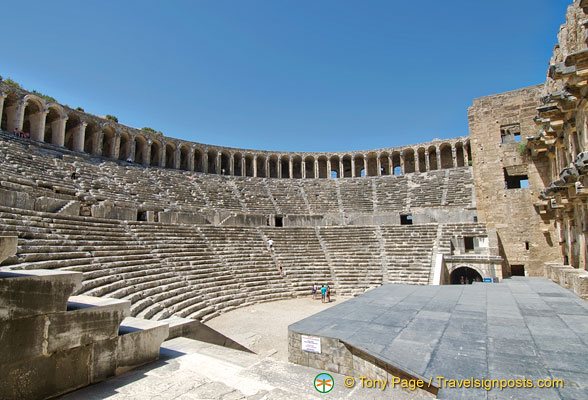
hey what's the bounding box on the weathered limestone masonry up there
[0,81,469,179]
[469,85,560,277]
[0,264,169,399]
[523,0,588,298]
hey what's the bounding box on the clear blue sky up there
[1,0,570,152]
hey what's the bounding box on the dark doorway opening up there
[511,265,525,276]
[275,216,283,227]
[450,267,483,284]
[400,215,413,225]
[137,211,147,221]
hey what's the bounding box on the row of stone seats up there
[259,226,334,295]
[316,226,384,296]
[0,131,475,218]
[380,225,439,285]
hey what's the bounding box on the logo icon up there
[314,372,334,393]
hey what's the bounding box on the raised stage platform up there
[288,278,588,399]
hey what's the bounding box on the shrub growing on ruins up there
[142,127,163,135]
[4,77,21,88]
[76,107,85,112]
[105,114,119,122]
[31,90,57,103]
[517,142,528,155]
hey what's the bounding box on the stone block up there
[0,315,46,364]
[0,344,92,400]
[33,196,68,213]
[47,295,130,353]
[572,273,588,300]
[0,270,82,320]
[116,317,169,375]
[0,236,17,264]
[558,267,583,289]
[0,188,33,210]
[90,338,118,383]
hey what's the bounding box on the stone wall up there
[468,85,560,276]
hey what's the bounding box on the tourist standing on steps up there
[268,239,274,252]
[326,285,331,303]
[312,283,318,299]
[279,261,283,277]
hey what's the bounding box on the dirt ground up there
[206,296,349,361]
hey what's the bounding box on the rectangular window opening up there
[511,265,525,276]
[464,236,475,252]
[504,168,529,189]
[400,215,413,225]
[525,241,530,250]
[275,216,283,227]
[137,210,147,221]
[500,123,521,144]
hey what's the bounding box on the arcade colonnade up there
[0,88,471,179]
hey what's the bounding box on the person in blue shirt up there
[321,285,327,303]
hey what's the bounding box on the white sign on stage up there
[301,335,321,354]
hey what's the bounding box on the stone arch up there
[417,147,427,172]
[1,92,19,132]
[455,142,465,167]
[118,131,131,160]
[379,152,390,175]
[84,121,100,155]
[64,113,80,151]
[449,266,483,285]
[292,155,302,179]
[233,152,243,176]
[330,155,341,178]
[43,105,63,145]
[354,154,365,177]
[22,96,44,140]
[245,153,254,177]
[256,154,266,177]
[165,142,177,168]
[180,144,191,170]
[220,152,230,175]
[207,149,217,174]
[194,147,204,172]
[150,139,162,167]
[428,146,438,170]
[403,149,415,173]
[268,155,279,178]
[318,156,328,179]
[440,143,453,169]
[304,156,315,178]
[280,155,290,178]
[101,125,116,158]
[366,152,378,176]
[342,155,352,178]
[134,135,147,164]
[392,151,401,175]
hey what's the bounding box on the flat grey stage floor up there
[289,278,588,399]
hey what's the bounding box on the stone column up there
[175,147,182,169]
[33,108,48,142]
[400,154,405,174]
[202,152,208,173]
[253,155,258,177]
[229,154,234,175]
[377,156,382,176]
[160,142,167,167]
[129,136,137,162]
[277,158,282,178]
[315,159,319,179]
[351,158,356,178]
[436,147,441,170]
[112,131,121,159]
[53,115,68,147]
[73,122,87,152]
[339,159,344,178]
[15,100,26,132]
[301,161,306,179]
[464,145,469,166]
[451,145,457,168]
[145,139,153,166]
[425,151,430,172]
[265,158,270,178]
[289,158,294,179]
[363,157,368,177]
[413,150,419,173]
[326,159,332,178]
[0,94,6,127]
[217,151,222,174]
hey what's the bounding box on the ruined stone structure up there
[0,82,470,179]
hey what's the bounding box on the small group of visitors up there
[312,283,331,303]
[12,127,29,139]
